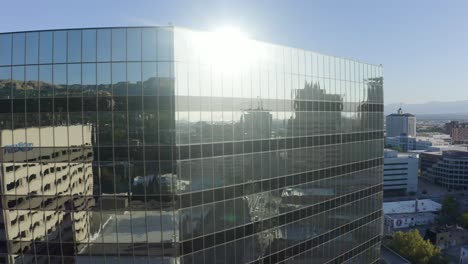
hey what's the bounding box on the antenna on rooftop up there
[397,102,403,114]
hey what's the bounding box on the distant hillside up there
[415,113,468,121]
[385,101,468,118]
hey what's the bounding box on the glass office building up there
[0,27,384,264]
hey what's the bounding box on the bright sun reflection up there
[213,26,248,41]
[192,26,265,73]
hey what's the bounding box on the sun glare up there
[213,26,248,41]
[192,26,264,73]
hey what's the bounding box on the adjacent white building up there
[386,108,416,137]
[383,199,441,233]
[385,212,437,229]
[384,149,418,195]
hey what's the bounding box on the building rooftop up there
[386,107,415,117]
[386,134,450,144]
[397,152,418,158]
[385,212,437,219]
[408,150,429,154]
[428,224,466,234]
[384,149,418,159]
[383,199,441,214]
[444,150,468,158]
[423,148,468,157]
[387,113,415,117]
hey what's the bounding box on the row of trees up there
[384,144,403,152]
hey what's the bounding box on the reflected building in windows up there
[0,125,94,264]
[0,27,383,263]
[240,101,273,140]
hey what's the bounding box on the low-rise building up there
[385,212,437,229]
[420,150,468,190]
[384,149,418,195]
[425,225,468,249]
[385,134,452,152]
[445,121,468,144]
[383,199,441,234]
[385,135,417,152]
[383,199,441,214]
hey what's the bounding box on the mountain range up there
[384,100,468,121]
[385,101,468,119]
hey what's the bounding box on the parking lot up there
[384,178,466,204]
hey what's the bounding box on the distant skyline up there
[1,0,467,104]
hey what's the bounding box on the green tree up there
[390,230,444,264]
[439,195,460,224]
[458,212,468,228]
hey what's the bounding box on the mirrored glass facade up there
[0,27,384,264]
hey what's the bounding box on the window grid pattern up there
[0,27,383,264]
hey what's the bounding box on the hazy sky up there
[1,0,467,104]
